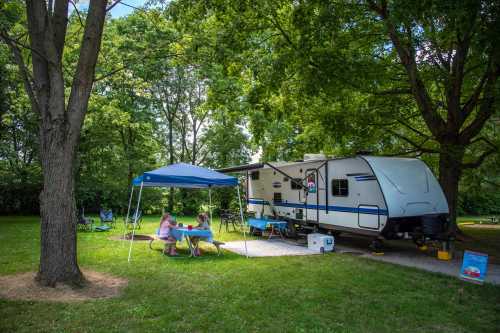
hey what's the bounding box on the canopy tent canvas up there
[126,163,247,261]
[132,163,238,188]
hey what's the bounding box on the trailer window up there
[273,192,282,203]
[331,179,348,196]
[291,178,302,190]
[250,171,260,180]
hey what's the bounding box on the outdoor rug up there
[221,239,320,257]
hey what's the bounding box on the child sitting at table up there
[159,213,178,256]
[191,213,210,256]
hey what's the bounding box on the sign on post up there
[460,251,488,284]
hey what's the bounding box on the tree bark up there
[7,0,109,287]
[438,144,464,234]
[168,114,175,212]
[37,127,83,287]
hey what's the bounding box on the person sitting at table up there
[191,213,210,256]
[159,213,178,256]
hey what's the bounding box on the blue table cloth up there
[247,218,287,231]
[171,228,213,243]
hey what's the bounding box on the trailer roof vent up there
[304,153,326,161]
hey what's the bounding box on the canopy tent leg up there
[123,186,135,243]
[237,185,248,258]
[208,187,213,225]
[128,181,143,263]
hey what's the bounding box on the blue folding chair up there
[126,210,143,230]
[99,209,117,228]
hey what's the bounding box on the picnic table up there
[248,218,287,240]
[479,216,499,224]
[150,227,223,257]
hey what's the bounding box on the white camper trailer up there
[219,155,450,248]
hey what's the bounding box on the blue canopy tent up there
[125,163,247,261]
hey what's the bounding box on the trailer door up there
[305,169,319,223]
[358,205,380,229]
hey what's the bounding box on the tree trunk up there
[438,143,464,234]
[1,0,107,287]
[36,126,83,287]
[168,115,174,212]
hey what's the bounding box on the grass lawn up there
[1,216,500,332]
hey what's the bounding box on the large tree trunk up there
[37,133,82,286]
[168,116,175,212]
[9,0,108,287]
[438,144,464,234]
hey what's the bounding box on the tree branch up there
[388,129,439,153]
[52,0,69,59]
[459,64,498,143]
[460,56,494,123]
[367,0,447,139]
[395,118,432,139]
[462,148,497,169]
[371,88,412,96]
[69,0,85,28]
[0,30,39,113]
[106,0,122,12]
[67,0,108,142]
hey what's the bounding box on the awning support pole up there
[123,186,135,243]
[208,186,213,225]
[128,181,143,263]
[237,185,248,258]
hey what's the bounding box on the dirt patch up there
[108,234,153,241]
[0,269,127,302]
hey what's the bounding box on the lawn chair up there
[99,209,116,228]
[77,210,94,232]
[126,210,143,230]
[219,210,240,233]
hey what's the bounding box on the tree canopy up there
[1,0,499,219]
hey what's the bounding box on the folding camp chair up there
[77,212,94,232]
[126,210,143,229]
[99,209,116,228]
[219,210,240,233]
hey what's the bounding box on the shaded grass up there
[1,216,499,332]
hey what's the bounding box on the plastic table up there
[171,228,213,257]
[248,218,287,240]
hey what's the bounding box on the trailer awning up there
[216,163,265,174]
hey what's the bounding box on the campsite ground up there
[0,216,499,332]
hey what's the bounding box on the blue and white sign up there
[460,251,488,284]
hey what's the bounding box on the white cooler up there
[307,233,335,253]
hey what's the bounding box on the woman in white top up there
[192,213,210,256]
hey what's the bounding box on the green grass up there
[1,216,500,333]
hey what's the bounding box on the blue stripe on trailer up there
[248,199,388,215]
[354,175,377,181]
